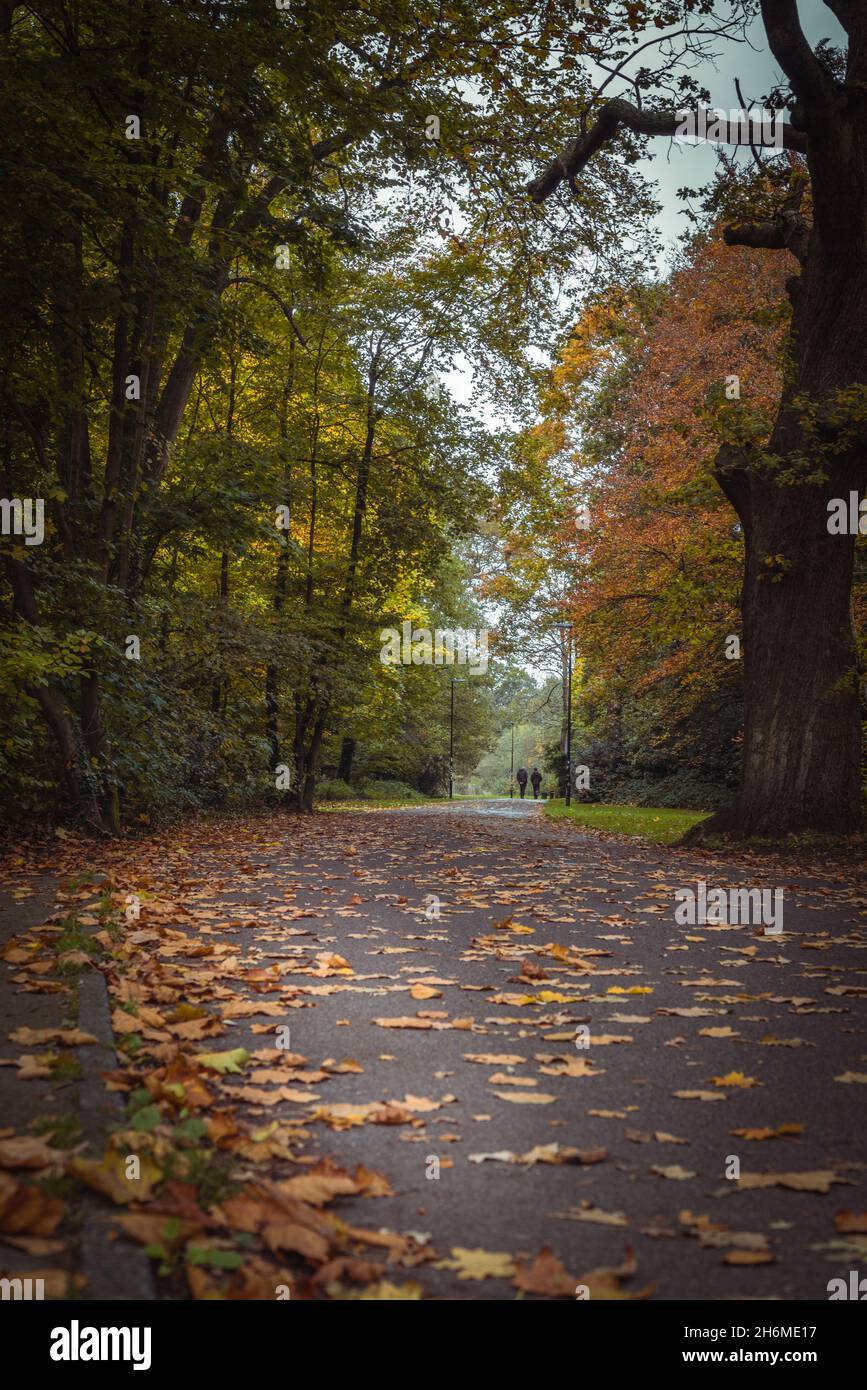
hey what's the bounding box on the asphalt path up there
[173,799,866,1300]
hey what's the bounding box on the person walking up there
[516,766,528,799]
[530,766,542,799]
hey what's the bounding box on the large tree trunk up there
[704,463,863,837]
[699,16,867,838]
[695,240,867,838]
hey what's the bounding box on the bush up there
[315,777,358,802]
[355,778,427,803]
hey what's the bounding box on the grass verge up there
[544,800,710,844]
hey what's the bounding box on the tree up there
[0,0,597,828]
[516,233,793,808]
[529,1,866,837]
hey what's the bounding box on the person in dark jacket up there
[530,766,542,798]
[516,766,528,798]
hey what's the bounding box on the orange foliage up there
[553,235,792,731]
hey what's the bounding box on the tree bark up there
[698,435,865,838]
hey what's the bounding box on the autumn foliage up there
[506,234,795,802]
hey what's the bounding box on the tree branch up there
[527,98,806,204]
[760,0,836,108]
[821,0,856,33]
[224,277,308,348]
[723,208,811,264]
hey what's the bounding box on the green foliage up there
[0,2,735,830]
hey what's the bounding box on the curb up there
[76,962,156,1301]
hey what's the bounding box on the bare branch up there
[594,21,749,104]
[527,99,806,204]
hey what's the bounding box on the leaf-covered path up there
[2,803,865,1300]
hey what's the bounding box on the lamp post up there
[554,623,573,807]
[509,724,514,798]
[448,677,455,800]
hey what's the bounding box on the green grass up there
[544,800,710,844]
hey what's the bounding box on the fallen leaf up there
[70,1149,163,1204]
[834,1211,867,1233]
[0,1137,66,1170]
[8,1027,96,1047]
[434,1247,515,1280]
[651,1164,696,1181]
[736,1171,849,1194]
[194,1048,250,1074]
[492,1091,556,1105]
[0,1173,64,1235]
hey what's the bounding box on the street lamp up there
[509,724,514,798]
[554,622,573,807]
[449,677,455,799]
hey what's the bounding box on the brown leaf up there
[312,1256,385,1287]
[651,1164,696,1181]
[736,1171,849,1194]
[730,1124,804,1141]
[8,1027,96,1047]
[512,1248,577,1297]
[0,1172,64,1235]
[262,1220,330,1261]
[834,1211,867,1233]
[464,1053,526,1065]
[0,1136,66,1170]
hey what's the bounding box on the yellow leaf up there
[434,1247,516,1280]
[71,1149,162,1204]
